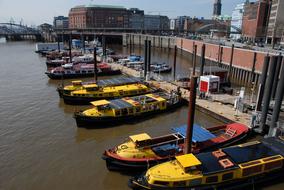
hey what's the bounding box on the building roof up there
[74,4,125,9]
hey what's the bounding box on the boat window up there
[153,181,169,186]
[131,90,137,94]
[75,71,80,74]
[264,160,282,171]
[121,108,128,116]
[88,70,92,73]
[98,94,102,97]
[135,107,141,112]
[242,165,262,177]
[206,176,218,183]
[82,70,86,73]
[189,179,201,186]
[173,181,186,186]
[222,172,233,181]
[128,108,134,114]
[115,110,121,116]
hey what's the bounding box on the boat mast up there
[184,76,198,154]
[94,46,97,82]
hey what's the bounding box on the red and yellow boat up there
[102,123,250,171]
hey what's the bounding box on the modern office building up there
[128,8,144,30]
[53,16,69,29]
[230,3,246,40]
[144,15,169,31]
[266,0,284,45]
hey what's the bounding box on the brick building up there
[69,5,129,29]
[242,0,270,43]
[266,0,284,45]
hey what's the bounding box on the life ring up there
[120,145,128,150]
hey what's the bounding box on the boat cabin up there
[176,154,202,173]
[83,84,99,91]
[72,80,83,86]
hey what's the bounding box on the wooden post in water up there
[147,40,151,74]
[227,44,235,85]
[173,45,177,81]
[102,35,106,61]
[94,46,98,82]
[185,76,198,154]
[192,45,197,76]
[144,40,148,79]
[200,44,206,76]
[69,33,72,63]
[57,35,60,52]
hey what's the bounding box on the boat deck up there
[223,142,278,164]
[82,76,142,87]
[196,152,239,175]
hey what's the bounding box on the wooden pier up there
[110,63,252,127]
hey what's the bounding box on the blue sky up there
[0,0,247,26]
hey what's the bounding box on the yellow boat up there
[129,137,284,189]
[61,80,154,105]
[57,76,142,97]
[74,92,183,128]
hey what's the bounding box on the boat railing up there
[135,133,184,149]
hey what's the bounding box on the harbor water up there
[0,42,282,190]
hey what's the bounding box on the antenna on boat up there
[184,75,198,154]
[94,46,98,82]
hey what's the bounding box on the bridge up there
[0,23,43,41]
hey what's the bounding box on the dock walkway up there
[110,63,252,127]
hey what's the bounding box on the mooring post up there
[147,40,152,75]
[185,76,198,154]
[144,40,148,79]
[102,35,106,61]
[81,34,85,54]
[57,35,60,52]
[271,55,282,99]
[269,58,284,137]
[250,52,257,85]
[259,56,278,133]
[173,45,177,81]
[93,46,97,82]
[192,45,197,76]
[69,33,72,62]
[227,44,235,85]
[219,46,223,66]
[255,56,270,111]
[200,44,206,76]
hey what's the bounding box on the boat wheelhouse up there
[130,137,284,189]
[103,123,249,171]
[74,92,183,128]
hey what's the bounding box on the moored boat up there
[62,82,154,105]
[45,63,121,79]
[129,136,284,190]
[74,92,184,128]
[102,123,249,171]
[151,63,172,73]
[57,76,142,98]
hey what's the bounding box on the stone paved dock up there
[110,63,252,127]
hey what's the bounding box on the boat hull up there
[45,70,121,79]
[129,169,284,190]
[74,101,185,128]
